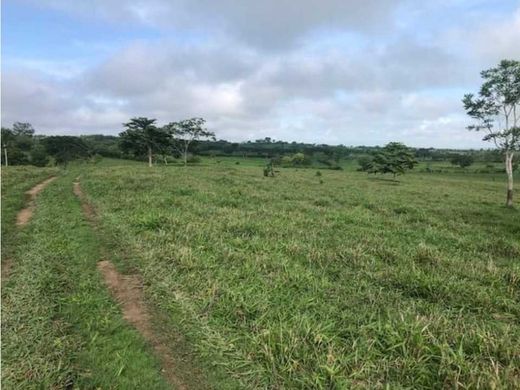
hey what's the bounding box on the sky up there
[1,0,520,148]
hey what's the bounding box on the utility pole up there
[3,144,7,167]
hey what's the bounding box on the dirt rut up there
[73,180,187,389]
[97,261,187,389]
[73,180,96,222]
[16,176,57,226]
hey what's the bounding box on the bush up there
[450,154,474,168]
[187,155,201,164]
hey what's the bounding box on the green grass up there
[1,167,170,389]
[3,161,519,388]
[74,160,520,388]
[1,166,60,262]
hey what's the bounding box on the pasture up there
[2,160,519,389]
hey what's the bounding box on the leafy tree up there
[450,154,474,168]
[119,117,171,167]
[357,156,374,172]
[463,59,520,207]
[370,142,417,178]
[291,152,305,166]
[30,144,50,167]
[1,126,32,166]
[167,118,215,166]
[42,136,90,165]
[12,122,35,137]
[12,122,35,151]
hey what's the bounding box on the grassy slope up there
[80,161,520,389]
[1,167,169,389]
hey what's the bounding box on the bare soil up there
[73,181,96,222]
[2,258,13,280]
[16,176,57,226]
[97,260,187,389]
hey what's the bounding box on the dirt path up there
[73,180,96,222]
[73,180,189,390]
[4,176,57,281]
[2,258,13,280]
[97,260,187,389]
[16,176,57,226]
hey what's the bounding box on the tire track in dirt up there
[4,176,57,280]
[16,176,57,226]
[73,180,188,390]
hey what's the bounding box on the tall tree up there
[12,122,35,137]
[119,117,171,167]
[463,60,520,207]
[167,118,215,166]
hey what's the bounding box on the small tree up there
[167,118,215,166]
[371,142,417,178]
[291,152,305,166]
[463,59,520,207]
[263,158,275,177]
[119,117,171,167]
[450,154,474,169]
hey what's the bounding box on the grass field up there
[1,167,171,389]
[2,160,520,388]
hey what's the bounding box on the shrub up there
[187,155,201,164]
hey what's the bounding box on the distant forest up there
[0,122,509,169]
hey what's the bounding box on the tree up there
[450,154,474,168]
[119,117,171,167]
[463,60,520,207]
[12,122,35,138]
[42,136,90,165]
[1,126,32,166]
[30,144,50,167]
[167,118,215,166]
[370,142,417,178]
[291,152,305,166]
[357,156,374,172]
[1,128,14,166]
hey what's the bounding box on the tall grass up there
[78,161,520,388]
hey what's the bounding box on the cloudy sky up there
[2,0,519,148]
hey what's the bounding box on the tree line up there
[1,122,509,168]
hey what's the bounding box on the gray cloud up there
[19,0,405,49]
[2,0,519,147]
